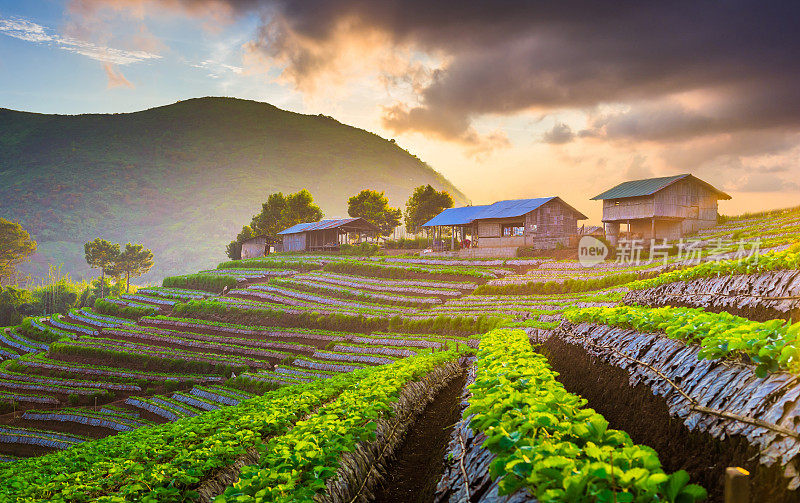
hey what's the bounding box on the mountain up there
[0,97,467,283]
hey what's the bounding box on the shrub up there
[162,273,239,293]
[93,299,157,320]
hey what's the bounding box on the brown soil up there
[372,369,467,503]
[541,336,799,503]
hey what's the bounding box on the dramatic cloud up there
[52,0,800,198]
[0,16,161,65]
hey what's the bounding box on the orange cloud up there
[103,63,134,88]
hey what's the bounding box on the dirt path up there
[371,370,467,503]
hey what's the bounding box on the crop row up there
[22,409,145,432]
[190,385,251,406]
[162,273,240,293]
[271,279,442,307]
[24,317,74,341]
[48,316,99,336]
[216,258,325,270]
[322,259,498,280]
[0,369,140,392]
[468,329,706,502]
[73,309,135,327]
[217,349,462,502]
[330,343,416,358]
[0,377,111,397]
[0,426,87,450]
[0,358,382,500]
[125,397,189,421]
[93,298,158,319]
[273,365,337,380]
[564,305,800,376]
[142,315,342,341]
[204,268,297,279]
[136,287,209,300]
[298,270,471,294]
[120,294,177,306]
[51,338,252,374]
[378,256,539,267]
[171,391,221,411]
[173,299,507,337]
[102,327,297,360]
[9,354,223,383]
[292,356,363,373]
[628,242,800,290]
[244,284,409,311]
[269,277,442,306]
[1,329,41,354]
[476,272,640,295]
[117,325,315,354]
[0,389,59,404]
[311,349,395,365]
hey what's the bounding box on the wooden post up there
[724,467,750,503]
[451,225,455,251]
[651,217,655,240]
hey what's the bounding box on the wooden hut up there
[278,218,379,252]
[422,197,587,255]
[591,174,731,244]
[240,235,280,259]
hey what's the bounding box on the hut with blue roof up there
[421,197,587,255]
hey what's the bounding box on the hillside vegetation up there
[0,97,466,283]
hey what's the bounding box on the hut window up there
[614,200,620,206]
[502,223,525,236]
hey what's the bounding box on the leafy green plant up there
[564,305,800,376]
[162,273,239,293]
[468,329,706,502]
[628,242,800,290]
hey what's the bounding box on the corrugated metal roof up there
[473,197,557,220]
[422,197,588,227]
[590,174,732,200]
[591,174,688,200]
[420,205,490,227]
[278,218,373,235]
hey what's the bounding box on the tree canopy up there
[227,189,323,259]
[113,243,155,293]
[84,238,120,298]
[404,185,455,234]
[347,189,402,237]
[0,219,37,286]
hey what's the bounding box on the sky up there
[2,0,800,223]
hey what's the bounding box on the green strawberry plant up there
[466,329,706,502]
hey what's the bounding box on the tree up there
[113,243,154,293]
[0,219,37,287]
[227,189,323,259]
[404,185,454,234]
[84,238,120,298]
[226,226,256,260]
[348,189,402,237]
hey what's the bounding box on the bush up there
[339,242,382,256]
[93,299,158,319]
[162,273,239,293]
[383,236,430,249]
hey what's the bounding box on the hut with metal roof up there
[422,197,588,255]
[277,218,379,252]
[591,174,731,244]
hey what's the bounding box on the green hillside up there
[0,97,467,283]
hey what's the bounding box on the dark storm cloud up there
[235,0,800,144]
[73,0,800,148]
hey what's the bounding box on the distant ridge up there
[0,97,467,282]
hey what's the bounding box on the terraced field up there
[0,207,798,501]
